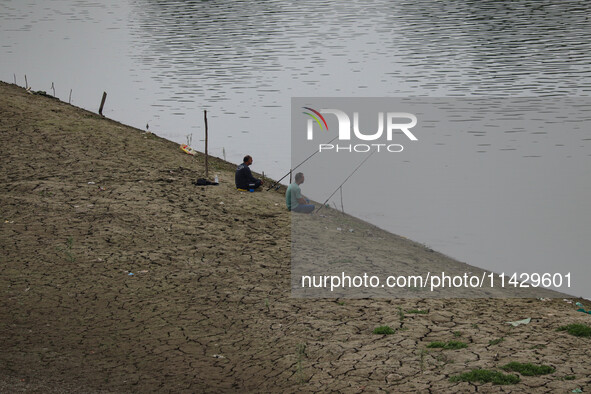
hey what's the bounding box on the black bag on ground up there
[193,178,218,186]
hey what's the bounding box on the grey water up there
[1,0,590,298]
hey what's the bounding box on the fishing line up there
[315,149,377,214]
[266,135,338,191]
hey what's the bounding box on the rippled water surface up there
[1,0,590,297]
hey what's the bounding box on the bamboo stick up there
[204,110,209,178]
[98,92,107,116]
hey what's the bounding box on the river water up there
[1,0,590,298]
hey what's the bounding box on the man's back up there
[235,155,263,190]
[286,182,301,211]
[235,163,250,189]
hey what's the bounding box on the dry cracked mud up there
[1,81,590,393]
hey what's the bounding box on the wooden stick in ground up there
[98,92,107,116]
[204,109,209,178]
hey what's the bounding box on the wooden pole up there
[98,92,107,116]
[340,186,344,213]
[25,75,28,90]
[69,89,72,104]
[204,110,209,178]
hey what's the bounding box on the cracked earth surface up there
[1,82,590,393]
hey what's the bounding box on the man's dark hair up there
[295,172,304,182]
[243,155,252,163]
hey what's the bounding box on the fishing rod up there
[315,149,377,214]
[266,135,339,191]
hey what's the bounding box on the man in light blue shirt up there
[286,172,314,213]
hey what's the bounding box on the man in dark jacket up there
[235,155,263,190]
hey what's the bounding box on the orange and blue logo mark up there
[302,107,328,131]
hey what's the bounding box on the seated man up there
[286,172,314,213]
[235,155,263,190]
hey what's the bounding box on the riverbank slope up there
[1,81,589,393]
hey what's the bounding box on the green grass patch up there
[501,362,555,376]
[557,323,591,337]
[373,325,395,335]
[426,340,467,350]
[407,309,428,314]
[489,337,504,346]
[562,375,576,381]
[449,369,520,385]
